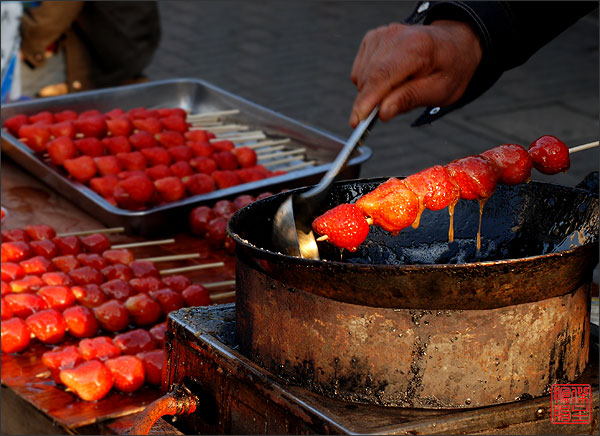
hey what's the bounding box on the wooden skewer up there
[138,253,200,263]
[190,123,247,132]
[57,227,125,237]
[258,148,306,161]
[219,130,264,139]
[255,145,287,154]
[245,138,291,149]
[210,132,266,143]
[569,141,599,154]
[187,109,240,119]
[112,238,175,249]
[263,156,305,168]
[202,279,236,289]
[35,371,51,378]
[282,160,317,172]
[159,262,225,275]
[210,290,236,301]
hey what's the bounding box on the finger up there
[351,28,384,88]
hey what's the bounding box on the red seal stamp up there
[551,384,592,424]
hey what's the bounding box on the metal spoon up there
[272,106,379,259]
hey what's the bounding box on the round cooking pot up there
[228,177,598,310]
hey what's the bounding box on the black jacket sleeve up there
[404,1,598,126]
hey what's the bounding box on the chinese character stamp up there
[551,384,592,424]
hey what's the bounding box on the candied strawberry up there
[129,260,160,278]
[188,141,214,157]
[42,345,84,383]
[9,275,44,293]
[59,360,114,402]
[233,194,255,210]
[132,117,162,134]
[69,266,104,286]
[146,164,173,181]
[41,271,73,286]
[160,115,189,133]
[481,144,532,186]
[141,147,172,166]
[528,135,570,175]
[80,233,111,253]
[155,131,184,148]
[20,255,54,275]
[106,116,133,136]
[93,299,130,332]
[190,156,218,174]
[189,206,216,236]
[150,288,185,314]
[403,165,460,214]
[213,151,239,170]
[79,109,102,119]
[64,155,97,183]
[4,114,29,136]
[105,355,145,393]
[38,285,76,310]
[356,178,420,234]
[101,264,133,281]
[63,305,99,338]
[74,137,104,157]
[233,147,258,168]
[52,254,80,273]
[49,121,76,139]
[71,285,108,308]
[154,176,186,202]
[158,107,187,119]
[136,349,164,386]
[161,275,191,292]
[100,279,133,300]
[18,122,51,152]
[79,336,121,361]
[446,155,500,200]
[182,284,211,307]
[185,129,210,142]
[25,224,56,241]
[129,277,163,294]
[74,114,107,138]
[183,173,215,196]
[1,228,30,242]
[206,216,228,247]
[117,174,155,204]
[90,175,119,199]
[211,140,235,152]
[1,318,31,353]
[30,239,59,259]
[149,322,167,346]
[312,204,370,252]
[212,170,241,189]
[26,308,67,344]
[53,236,81,256]
[102,135,131,154]
[102,249,134,265]
[129,131,158,149]
[1,281,10,296]
[167,145,193,162]
[124,293,162,326]
[114,328,155,355]
[1,241,33,262]
[213,199,236,218]
[1,298,13,320]
[54,110,78,122]
[29,111,54,124]
[105,108,126,120]
[94,155,122,176]
[128,107,154,119]
[1,262,25,281]
[170,160,195,178]
[76,253,108,270]
[117,170,146,180]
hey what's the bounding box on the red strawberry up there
[117,174,155,205]
[213,151,239,170]
[1,297,12,320]
[161,275,191,292]
[1,228,30,242]
[213,199,237,218]
[238,168,267,183]
[29,111,54,124]
[52,254,80,272]
[64,155,97,183]
[94,155,122,176]
[116,151,147,171]
[69,266,104,286]
[100,279,133,300]
[48,136,78,166]
[54,110,78,122]
[481,144,533,186]
[74,137,104,157]
[128,107,155,119]
[211,170,241,189]
[528,135,570,175]
[129,131,158,149]
[102,248,134,265]
[233,194,255,210]
[189,205,216,236]
[211,140,235,152]
[136,349,164,386]
[76,253,108,270]
[1,317,31,353]
[1,262,25,281]
[403,165,460,213]
[52,236,81,255]
[206,217,228,246]
[312,203,370,252]
[188,141,214,157]
[114,328,155,355]
[145,164,173,181]
[24,224,56,241]
[1,281,10,297]
[80,233,111,253]
[38,285,76,311]
[129,260,160,278]
[101,264,133,281]
[157,108,187,119]
[105,108,125,120]
[9,275,44,294]
[356,178,419,234]
[18,122,51,152]
[63,305,99,338]
[169,161,194,178]
[90,175,119,199]
[233,147,258,168]
[150,288,185,313]
[78,336,120,361]
[74,114,107,138]
[105,355,146,393]
[154,176,186,202]
[182,284,211,307]
[141,147,172,166]
[102,135,131,154]
[26,308,67,344]
[41,271,73,286]
[79,110,102,119]
[167,145,193,162]
[71,284,108,308]
[183,173,215,195]
[124,293,162,326]
[4,114,29,136]
[49,121,76,139]
[160,115,189,133]
[132,117,162,134]
[42,345,84,383]
[445,155,500,200]
[117,170,146,180]
[106,116,133,136]
[1,241,33,262]
[30,239,59,259]
[155,130,185,148]
[149,322,167,346]
[128,277,163,295]
[93,299,130,332]
[59,360,114,401]
[185,130,209,142]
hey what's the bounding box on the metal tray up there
[1,78,371,236]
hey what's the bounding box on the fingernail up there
[350,112,359,127]
[383,104,398,120]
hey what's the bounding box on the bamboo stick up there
[244,138,291,149]
[57,227,125,237]
[187,109,240,119]
[138,253,200,263]
[210,290,236,301]
[569,141,599,154]
[258,147,306,161]
[202,279,236,289]
[112,238,175,249]
[159,262,225,275]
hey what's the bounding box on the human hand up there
[350,20,483,127]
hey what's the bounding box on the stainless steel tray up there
[1,78,371,236]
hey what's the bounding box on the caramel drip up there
[476,198,487,251]
[411,199,425,229]
[448,201,456,243]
